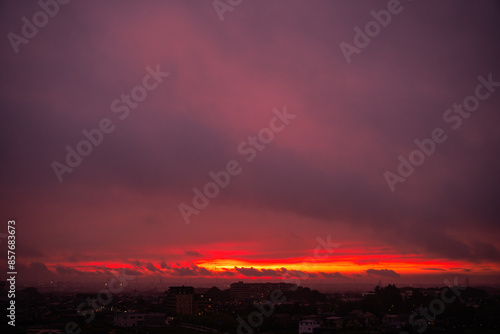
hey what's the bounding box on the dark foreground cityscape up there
[1,279,499,334]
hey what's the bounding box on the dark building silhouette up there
[229,281,297,301]
[194,293,213,315]
[166,286,194,315]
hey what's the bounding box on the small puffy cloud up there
[366,269,400,278]
[160,258,170,269]
[145,262,158,272]
[219,269,236,276]
[233,267,309,278]
[320,272,346,279]
[234,267,265,277]
[185,250,203,257]
[260,269,281,277]
[169,265,213,277]
[56,265,82,276]
[122,269,143,276]
[128,259,143,268]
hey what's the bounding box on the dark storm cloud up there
[16,243,44,258]
[66,252,99,263]
[16,262,56,282]
[1,0,499,282]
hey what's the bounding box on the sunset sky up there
[1,0,500,287]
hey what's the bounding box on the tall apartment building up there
[165,286,194,315]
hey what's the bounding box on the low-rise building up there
[299,316,321,334]
[324,316,343,328]
[113,313,165,328]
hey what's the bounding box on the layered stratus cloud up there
[1,0,499,285]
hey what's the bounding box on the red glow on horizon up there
[26,255,499,282]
